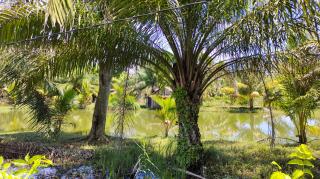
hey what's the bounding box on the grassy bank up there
[0,132,319,178]
[92,138,320,179]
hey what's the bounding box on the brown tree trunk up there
[164,124,169,138]
[298,115,307,144]
[88,61,112,143]
[174,88,204,177]
[249,97,254,111]
[299,129,307,144]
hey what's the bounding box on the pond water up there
[0,105,319,142]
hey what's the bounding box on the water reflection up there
[0,105,319,141]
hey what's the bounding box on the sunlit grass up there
[92,138,320,178]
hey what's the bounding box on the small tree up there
[110,71,140,139]
[151,95,176,137]
[276,41,320,144]
[238,72,261,111]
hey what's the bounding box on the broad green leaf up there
[288,159,304,166]
[292,169,304,179]
[293,145,315,160]
[271,161,282,170]
[303,160,314,168]
[288,153,298,158]
[13,168,28,176]
[2,163,11,170]
[270,171,291,179]
[12,159,28,166]
[29,155,45,164]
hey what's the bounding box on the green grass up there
[92,138,180,178]
[0,131,86,144]
[91,138,320,179]
[0,132,319,178]
[204,141,292,178]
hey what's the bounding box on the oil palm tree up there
[128,0,319,174]
[0,0,144,143]
[276,41,320,144]
[53,25,144,143]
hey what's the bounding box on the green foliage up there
[270,144,316,179]
[0,154,52,179]
[134,67,169,95]
[275,42,320,143]
[109,77,139,111]
[151,95,176,137]
[264,79,282,107]
[0,49,78,138]
[93,139,176,178]
[4,82,17,105]
[110,73,140,138]
[220,87,235,96]
[49,87,77,137]
[109,74,140,111]
[205,141,296,178]
[238,82,250,96]
[70,74,97,109]
[0,0,74,44]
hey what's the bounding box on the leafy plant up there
[275,42,320,144]
[111,72,140,139]
[151,95,176,138]
[0,154,53,179]
[271,144,316,179]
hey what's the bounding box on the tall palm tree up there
[52,3,144,141]
[0,0,144,142]
[128,0,319,174]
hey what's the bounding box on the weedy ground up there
[1,132,319,178]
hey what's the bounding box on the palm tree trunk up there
[88,61,112,143]
[249,97,254,111]
[164,125,169,138]
[174,88,204,177]
[298,114,307,144]
[300,128,307,144]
